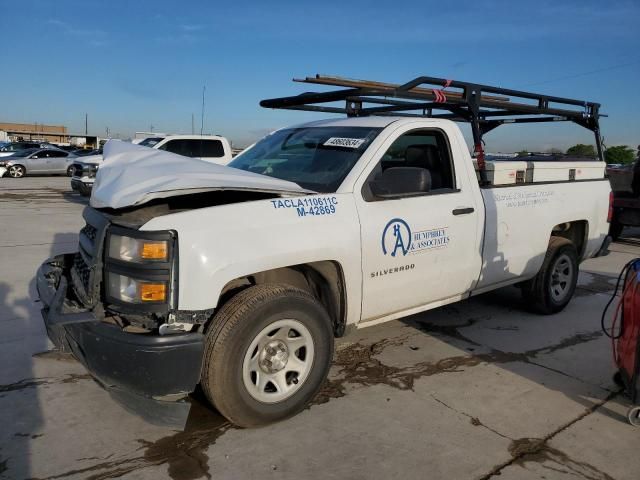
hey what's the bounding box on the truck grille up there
[73,253,92,293]
[70,208,109,307]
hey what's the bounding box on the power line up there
[519,59,640,87]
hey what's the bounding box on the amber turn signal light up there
[140,283,167,302]
[141,241,168,260]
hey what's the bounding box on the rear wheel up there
[66,166,74,177]
[522,237,578,314]
[201,284,334,427]
[8,165,26,178]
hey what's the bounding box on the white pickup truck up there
[70,134,233,196]
[37,75,612,427]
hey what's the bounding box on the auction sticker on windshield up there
[323,137,366,148]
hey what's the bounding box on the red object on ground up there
[614,260,640,404]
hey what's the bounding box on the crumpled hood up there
[90,141,313,209]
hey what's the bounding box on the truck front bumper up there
[70,178,93,193]
[37,254,204,400]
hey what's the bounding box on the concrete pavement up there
[1,177,638,480]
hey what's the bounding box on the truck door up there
[355,126,482,322]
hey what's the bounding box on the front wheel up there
[522,237,579,314]
[200,284,334,427]
[7,165,26,178]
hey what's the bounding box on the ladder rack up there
[260,74,605,169]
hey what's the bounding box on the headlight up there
[108,234,168,262]
[104,228,177,309]
[107,273,167,303]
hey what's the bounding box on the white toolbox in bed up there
[473,160,528,185]
[527,161,606,182]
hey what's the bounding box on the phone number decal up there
[271,196,338,217]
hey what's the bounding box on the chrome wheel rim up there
[243,319,314,404]
[8,166,24,178]
[550,253,573,301]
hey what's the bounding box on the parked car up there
[1,148,77,178]
[37,75,612,427]
[71,135,233,196]
[0,141,54,157]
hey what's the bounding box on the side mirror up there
[32,155,38,159]
[369,167,431,199]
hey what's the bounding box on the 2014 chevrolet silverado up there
[37,75,612,427]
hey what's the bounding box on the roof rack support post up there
[466,86,489,185]
[592,105,604,162]
[346,99,363,117]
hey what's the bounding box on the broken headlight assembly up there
[104,227,178,311]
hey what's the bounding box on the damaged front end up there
[37,206,205,401]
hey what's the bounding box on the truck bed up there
[474,178,611,292]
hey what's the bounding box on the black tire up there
[609,220,624,241]
[66,166,74,177]
[7,164,26,178]
[522,237,579,315]
[201,284,334,427]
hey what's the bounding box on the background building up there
[0,121,98,148]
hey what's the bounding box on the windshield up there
[229,126,382,192]
[138,137,164,147]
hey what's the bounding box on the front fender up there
[140,193,363,326]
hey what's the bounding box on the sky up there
[0,0,639,152]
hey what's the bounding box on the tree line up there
[516,144,637,164]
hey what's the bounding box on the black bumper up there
[70,178,92,193]
[37,254,204,400]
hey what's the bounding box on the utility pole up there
[200,85,206,136]
[191,113,194,134]
[85,113,88,135]
[150,124,154,133]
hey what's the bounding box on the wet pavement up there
[1,177,639,480]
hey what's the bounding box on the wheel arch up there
[551,220,588,260]
[217,260,348,337]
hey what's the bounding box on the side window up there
[48,151,67,157]
[184,140,202,157]
[159,140,187,156]
[201,140,224,157]
[364,129,456,200]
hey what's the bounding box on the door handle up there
[452,207,474,215]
